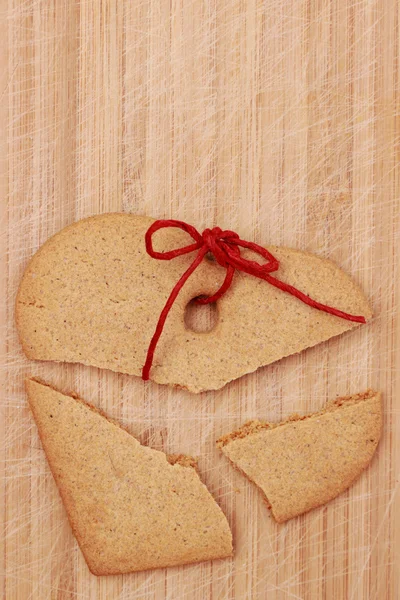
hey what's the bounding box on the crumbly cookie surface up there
[26,378,233,575]
[17,214,372,392]
[217,390,382,523]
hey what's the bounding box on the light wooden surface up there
[2,1,399,598]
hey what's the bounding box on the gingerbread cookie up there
[217,390,382,522]
[26,378,232,575]
[16,214,371,392]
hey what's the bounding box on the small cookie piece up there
[26,378,232,575]
[217,390,382,522]
[16,214,372,392]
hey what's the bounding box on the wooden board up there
[1,0,399,598]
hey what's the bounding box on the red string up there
[142,219,366,380]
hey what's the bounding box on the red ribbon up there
[142,219,366,380]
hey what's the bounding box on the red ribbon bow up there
[142,219,366,380]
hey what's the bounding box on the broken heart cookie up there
[16,214,371,392]
[26,378,232,575]
[217,390,382,522]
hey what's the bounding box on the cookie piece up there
[26,378,232,575]
[16,214,372,392]
[217,390,382,522]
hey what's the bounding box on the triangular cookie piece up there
[26,378,232,575]
[16,214,372,392]
[217,391,381,523]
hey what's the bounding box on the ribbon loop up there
[142,219,366,380]
[145,219,202,260]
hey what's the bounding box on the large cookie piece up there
[26,378,232,575]
[16,214,372,392]
[217,390,382,522]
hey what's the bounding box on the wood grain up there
[1,0,399,598]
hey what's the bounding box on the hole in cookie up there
[184,299,218,333]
